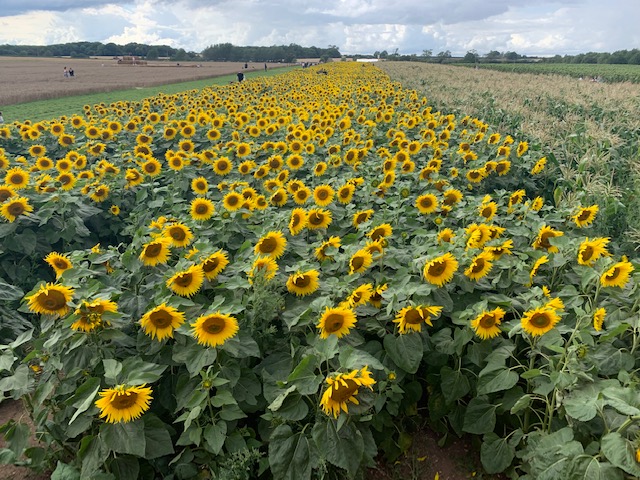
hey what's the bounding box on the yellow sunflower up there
[191,312,239,347]
[95,384,153,423]
[0,186,16,203]
[289,208,308,236]
[320,366,376,418]
[139,238,172,266]
[89,184,110,203]
[315,236,341,261]
[223,191,243,211]
[394,305,443,334]
[164,223,194,248]
[345,283,373,307]
[286,269,320,296]
[4,167,30,189]
[1,196,34,222]
[577,237,610,266]
[528,255,549,286]
[521,307,561,337]
[270,188,288,207]
[313,184,335,207]
[593,307,606,332]
[307,208,332,230]
[423,253,458,287]
[190,198,215,221]
[600,260,634,288]
[352,209,374,229]
[532,225,564,253]
[248,256,279,283]
[337,184,356,204]
[369,284,388,308]
[531,156,546,174]
[140,303,185,341]
[470,307,505,340]
[368,224,392,242]
[349,249,373,275]
[254,231,287,259]
[483,239,514,259]
[478,202,498,222]
[317,306,357,339]
[464,252,494,281]
[437,228,456,244]
[141,158,162,177]
[201,250,229,280]
[71,298,118,332]
[166,264,205,297]
[416,194,439,214]
[213,157,233,176]
[26,282,75,316]
[44,252,73,279]
[572,205,599,228]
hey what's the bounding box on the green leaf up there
[120,358,167,385]
[601,386,640,416]
[477,367,519,395]
[143,415,174,459]
[172,342,217,377]
[462,396,497,434]
[268,425,312,480]
[440,366,470,403]
[51,462,81,480]
[100,421,146,457]
[79,435,109,479]
[601,432,640,477]
[312,420,364,477]
[268,385,297,412]
[67,377,101,424]
[481,432,515,474]
[287,355,323,395]
[339,346,384,371]
[102,359,122,385]
[383,333,423,374]
[108,456,139,480]
[562,384,600,421]
[569,456,623,480]
[203,422,227,455]
[510,394,533,414]
[220,332,260,358]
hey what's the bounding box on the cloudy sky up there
[0,0,638,57]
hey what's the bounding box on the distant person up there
[264,63,267,71]
[69,68,74,77]
[0,111,4,124]
[244,63,248,69]
[63,66,69,77]
[237,71,244,82]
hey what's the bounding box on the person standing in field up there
[64,66,68,77]
[0,111,4,123]
[264,63,267,71]
[237,71,244,82]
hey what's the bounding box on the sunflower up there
[314,162,328,176]
[394,305,443,333]
[71,298,118,332]
[348,249,373,275]
[44,252,73,279]
[1,197,34,222]
[572,205,599,228]
[313,185,335,207]
[191,312,239,347]
[191,177,209,195]
[26,282,75,316]
[89,184,110,203]
[346,283,373,307]
[464,252,494,281]
[600,260,634,288]
[293,186,311,205]
[125,168,144,188]
[286,269,320,296]
[236,142,251,157]
[337,184,356,204]
[307,208,332,230]
[213,157,233,176]
[415,194,438,214]
[521,307,561,337]
[529,197,544,211]
[368,224,392,242]
[532,225,564,253]
[317,306,357,339]
[364,239,385,257]
[423,252,458,287]
[164,223,194,248]
[593,307,606,332]
[320,366,376,418]
[166,264,205,297]
[289,208,308,236]
[517,141,529,157]
[190,198,215,221]
[437,228,455,244]
[471,307,505,340]
[315,236,341,261]
[5,167,30,189]
[201,250,229,280]
[95,384,153,423]
[528,255,549,286]
[0,186,16,203]
[140,303,185,341]
[531,157,546,174]
[222,191,243,211]
[484,239,514,259]
[254,231,287,259]
[577,237,610,266]
[270,188,288,207]
[248,256,279,283]
[479,202,498,222]
[369,284,388,309]
[139,238,172,266]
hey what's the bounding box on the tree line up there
[0,41,342,63]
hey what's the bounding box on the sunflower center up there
[317,189,329,200]
[54,259,69,269]
[479,314,495,329]
[145,244,162,258]
[227,196,239,206]
[8,203,25,216]
[481,207,493,218]
[529,312,551,328]
[39,290,67,310]
[330,379,359,403]
[9,174,24,185]
[428,260,446,277]
[291,215,301,227]
[471,259,486,274]
[174,273,193,287]
[203,258,220,273]
[421,198,434,208]
[293,275,311,287]
[195,203,209,214]
[203,316,226,334]
[144,164,157,173]
[111,392,139,410]
[0,191,12,202]
[577,210,591,221]
[580,246,594,262]
[605,268,620,281]
[356,214,368,224]
[324,314,345,333]
[370,230,384,241]
[259,238,279,254]
[309,213,324,225]
[404,309,423,325]
[351,256,365,270]
[169,227,186,241]
[539,232,554,248]
[149,310,173,328]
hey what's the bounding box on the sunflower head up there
[471,307,505,340]
[423,252,458,287]
[140,303,185,341]
[44,252,73,279]
[521,307,561,337]
[320,366,376,418]
[317,306,357,339]
[95,384,153,423]
[26,282,75,316]
[191,312,239,347]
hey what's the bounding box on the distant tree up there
[485,50,501,61]
[379,50,388,59]
[422,49,433,58]
[436,50,451,63]
[463,50,479,63]
[146,47,159,60]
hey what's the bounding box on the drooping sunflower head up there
[254,231,287,259]
[71,298,118,332]
[423,252,458,287]
[320,366,376,418]
[166,264,205,297]
[201,250,229,280]
[95,384,153,423]
[140,303,185,341]
[572,205,599,228]
[26,282,75,316]
[44,252,73,279]
[191,311,239,347]
[532,225,564,253]
[600,260,634,288]
[471,307,505,340]
[317,306,357,339]
[394,305,443,333]
[348,249,373,275]
[286,269,320,296]
[593,307,606,332]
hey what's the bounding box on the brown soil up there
[0,57,289,106]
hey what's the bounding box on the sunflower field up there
[0,62,639,479]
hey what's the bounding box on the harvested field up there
[0,57,289,106]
